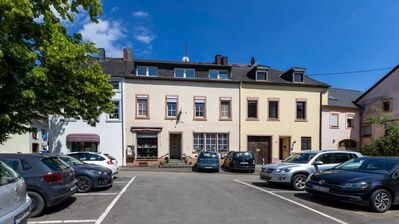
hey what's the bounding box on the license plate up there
[312,185,329,193]
[14,208,30,224]
[240,162,248,165]
[205,167,213,169]
[70,185,77,191]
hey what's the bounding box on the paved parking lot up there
[28,171,399,224]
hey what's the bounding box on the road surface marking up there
[75,193,118,196]
[95,176,136,224]
[270,190,305,194]
[113,181,130,184]
[234,179,348,224]
[28,220,96,223]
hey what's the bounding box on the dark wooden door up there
[248,136,271,164]
[170,134,182,159]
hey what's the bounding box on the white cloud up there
[132,11,149,18]
[134,26,156,45]
[79,19,129,57]
[111,7,119,13]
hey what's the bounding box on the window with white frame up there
[193,133,229,152]
[111,80,120,92]
[166,96,178,118]
[174,68,195,78]
[136,66,158,77]
[220,98,231,119]
[330,113,339,128]
[194,97,206,119]
[256,70,268,81]
[136,95,149,118]
[108,101,120,120]
[209,70,230,80]
[346,113,354,128]
[293,72,304,82]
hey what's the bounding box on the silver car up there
[260,150,362,190]
[0,161,31,224]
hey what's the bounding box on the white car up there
[68,152,120,175]
[0,161,31,224]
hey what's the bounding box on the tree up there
[0,0,114,143]
[358,111,399,156]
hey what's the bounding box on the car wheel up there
[77,176,94,193]
[28,191,46,217]
[292,174,307,191]
[370,189,392,213]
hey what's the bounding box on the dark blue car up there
[194,151,220,172]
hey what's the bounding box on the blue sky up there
[67,0,399,91]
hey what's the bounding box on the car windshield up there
[105,154,116,160]
[335,158,398,174]
[0,161,19,186]
[234,152,253,159]
[282,153,317,163]
[60,156,85,166]
[200,152,218,158]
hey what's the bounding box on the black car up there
[58,155,113,193]
[306,157,399,213]
[0,154,77,217]
[222,151,255,173]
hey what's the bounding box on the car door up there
[314,153,335,171]
[333,153,352,166]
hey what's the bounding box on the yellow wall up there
[240,84,323,162]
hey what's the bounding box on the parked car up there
[194,151,220,172]
[0,161,31,224]
[68,152,119,175]
[306,157,399,213]
[0,154,78,217]
[260,150,362,190]
[222,151,255,173]
[58,155,113,193]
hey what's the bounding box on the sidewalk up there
[120,165,263,174]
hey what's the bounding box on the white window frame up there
[136,66,158,77]
[110,80,121,92]
[107,101,121,121]
[193,133,229,152]
[256,70,268,81]
[293,72,304,83]
[174,68,196,78]
[330,112,339,128]
[209,70,230,80]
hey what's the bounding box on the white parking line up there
[113,181,130,184]
[75,193,118,196]
[234,179,348,224]
[95,176,136,224]
[270,190,305,194]
[28,220,96,223]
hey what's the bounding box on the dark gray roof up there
[327,88,363,108]
[98,58,329,88]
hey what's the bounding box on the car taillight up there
[43,173,62,184]
[107,159,113,165]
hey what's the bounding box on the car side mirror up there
[313,161,323,166]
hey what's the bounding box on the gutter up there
[319,90,327,150]
[239,81,242,151]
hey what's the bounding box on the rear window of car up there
[104,154,116,160]
[0,161,19,186]
[42,157,69,171]
[200,152,218,158]
[234,152,253,159]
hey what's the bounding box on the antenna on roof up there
[182,42,190,62]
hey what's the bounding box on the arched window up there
[338,139,357,149]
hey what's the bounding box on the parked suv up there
[68,152,119,175]
[0,161,31,224]
[0,154,78,217]
[222,151,255,172]
[260,150,362,190]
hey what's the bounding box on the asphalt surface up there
[27,170,399,224]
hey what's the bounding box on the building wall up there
[240,84,323,162]
[48,79,124,165]
[321,107,360,149]
[124,79,240,161]
[356,68,399,145]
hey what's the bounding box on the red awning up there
[66,134,100,143]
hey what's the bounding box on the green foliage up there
[0,0,113,143]
[358,113,399,156]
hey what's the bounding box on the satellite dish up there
[182,56,190,62]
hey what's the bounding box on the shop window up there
[136,133,158,159]
[71,142,98,152]
[193,133,229,152]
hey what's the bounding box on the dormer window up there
[209,70,229,80]
[175,68,195,78]
[256,70,268,81]
[293,72,304,83]
[136,66,158,77]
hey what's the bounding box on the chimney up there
[221,56,228,65]
[250,57,255,65]
[98,48,105,61]
[215,54,222,65]
[123,48,132,61]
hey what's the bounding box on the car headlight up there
[89,169,104,175]
[276,167,291,172]
[342,182,368,189]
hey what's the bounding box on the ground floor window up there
[301,137,311,151]
[71,142,98,152]
[137,133,158,159]
[193,133,229,153]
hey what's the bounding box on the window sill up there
[329,126,339,129]
[136,116,150,120]
[219,118,232,121]
[106,119,122,123]
[295,119,308,122]
[267,118,279,121]
[193,118,207,121]
[165,117,177,120]
[246,118,259,121]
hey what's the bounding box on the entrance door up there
[279,137,291,160]
[248,136,271,165]
[170,133,182,159]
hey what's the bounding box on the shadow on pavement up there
[40,196,77,216]
[252,181,293,190]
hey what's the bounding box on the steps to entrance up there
[162,159,192,168]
